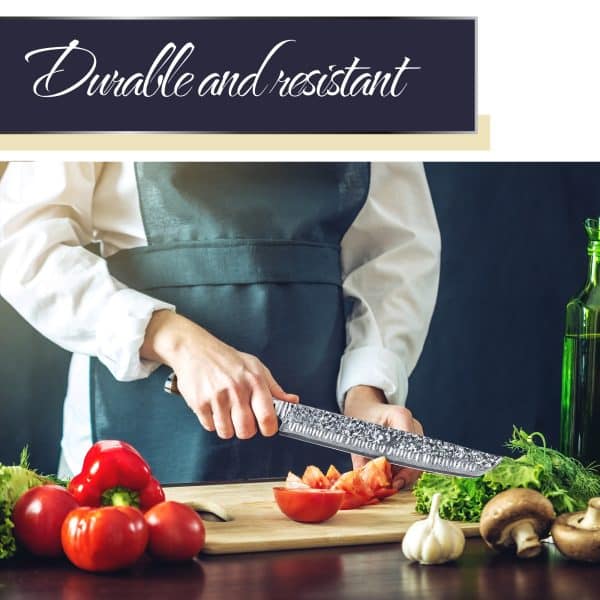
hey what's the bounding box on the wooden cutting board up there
[166,481,480,554]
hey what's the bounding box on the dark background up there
[1,163,599,473]
[410,163,600,454]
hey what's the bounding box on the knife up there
[163,373,502,477]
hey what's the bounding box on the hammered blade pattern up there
[274,401,502,477]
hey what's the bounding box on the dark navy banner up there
[0,18,476,133]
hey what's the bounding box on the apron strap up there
[106,241,342,288]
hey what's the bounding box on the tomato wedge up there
[359,457,396,500]
[285,472,309,489]
[273,487,344,523]
[331,470,376,509]
[286,457,396,511]
[325,465,341,485]
[301,466,331,489]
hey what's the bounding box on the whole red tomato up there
[273,487,345,523]
[13,485,79,557]
[61,506,148,572]
[144,501,205,561]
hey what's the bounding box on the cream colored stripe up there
[0,116,489,152]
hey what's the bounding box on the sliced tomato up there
[331,470,375,509]
[365,497,381,505]
[285,471,310,489]
[273,487,344,523]
[359,457,396,500]
[301,466,331,489]
[374,487,397,499]
[325,465,341,485]
[289,457,396,512]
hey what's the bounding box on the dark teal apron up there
[91,163,370,483]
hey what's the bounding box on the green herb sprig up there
[413,427,600,522]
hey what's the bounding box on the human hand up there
[140,310,298,439]
[343,385,423,490]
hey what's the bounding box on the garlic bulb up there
[402,493,465,565]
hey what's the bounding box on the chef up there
[0,162,440,486]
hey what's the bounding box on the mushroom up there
[551,497,600,562]
[479,488,555,558]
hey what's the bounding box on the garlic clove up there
[402,493,466,565]
[420,535,444,565]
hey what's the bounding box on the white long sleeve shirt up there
[0,162,441,475]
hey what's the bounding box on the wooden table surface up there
[1,538,598,600]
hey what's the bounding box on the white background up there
[1,1,599,161]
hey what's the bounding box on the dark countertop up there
[1,538,597,600]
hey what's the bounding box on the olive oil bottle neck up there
[587,246,600,286]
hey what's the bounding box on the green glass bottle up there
[560,218,600,466]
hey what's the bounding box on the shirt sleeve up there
[338,163,441,410]
[0,161,174,381]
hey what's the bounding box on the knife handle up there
[164,372,180,396]
[163,372,181,396]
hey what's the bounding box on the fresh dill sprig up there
[507,426,600,511]
[414,426,600,521]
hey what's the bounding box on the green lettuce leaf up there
[413,428,600,522]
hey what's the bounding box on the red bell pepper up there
[68,440,165,510]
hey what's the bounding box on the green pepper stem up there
[101,486,140,508]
